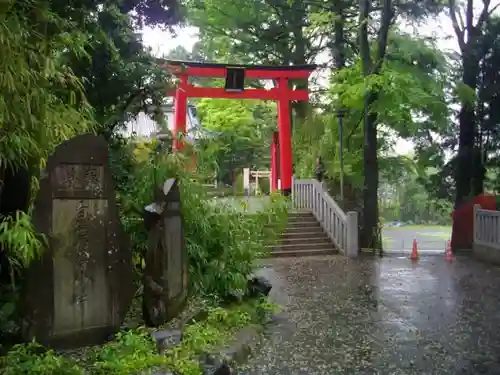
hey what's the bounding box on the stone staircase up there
[270,211,338,258]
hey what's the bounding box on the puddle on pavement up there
[243,256,500,374]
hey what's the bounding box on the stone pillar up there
[346,211,359,257]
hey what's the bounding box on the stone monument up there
[21,134,133,348]
[142,178,188,326]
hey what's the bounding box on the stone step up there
[269,247,338,258]
[281,230,325,239]
[287,215,317,223]
[280,236,331,245]
[271,210,337,259]
[270,242,336,252]
[284,226,324,234]
[287,211,314,218]
[286,221,320,228]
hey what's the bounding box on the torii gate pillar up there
[271,131,279,192]
[276,77,292,195]
[173,75,188,151]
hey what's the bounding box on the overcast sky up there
[142,15,459,57]
[140,14,461,155]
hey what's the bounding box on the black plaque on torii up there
[225,67,245,92]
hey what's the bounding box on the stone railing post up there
[473,204,480,245]
[346,211,359,257]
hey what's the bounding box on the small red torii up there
[164,60,316,196]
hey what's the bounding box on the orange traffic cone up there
[410,239,419,261]
[444,240,453,262]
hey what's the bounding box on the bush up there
[87,329,167,374]
[110,138,288,299]
[183,189,287,298]
[0,300,278,375]
[0,137,288,373]
[258,177,270,195]
[0,343,83,375]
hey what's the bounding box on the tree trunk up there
[447,0,494,251]
[292,80,309,123]
[448,0,493,206]
[451,54,480,252]
[333,0,345,70]
[292,17,309,123]
[455,54,479,207]
[333,2,348,206]
[472,147,485,195]
[360,91,381,249]
[357,0,392,251]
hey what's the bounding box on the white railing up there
[292,178,359,257]
[474,205,500,249]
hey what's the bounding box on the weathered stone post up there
[346,211,359,257]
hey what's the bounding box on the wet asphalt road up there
[382,227,452,255]
[241,255,500,375]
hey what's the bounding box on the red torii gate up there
[165,60,316,195]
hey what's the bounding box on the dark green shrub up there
[109,139,288,299]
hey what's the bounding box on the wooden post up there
[473,204,480,246]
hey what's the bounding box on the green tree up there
[325,32,449,248]
[476,17,500,194]
[447,0,498,204]
[185,0,333,119]
[0,0,182,294]
[0,1,93,173]
[61,4,180,139]
[0,0,95,303]
[379,155,452,225]
[197,99,276,184]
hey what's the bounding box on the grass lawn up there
[385,224,452,231]
[382,224,452,251]
[415,229,452,240]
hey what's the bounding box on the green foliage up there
[196,99,275,184]
[379,155,453,225]
[258,177,270,195]
[1,343,83,375]
[87,329,166,374]
[331,33,449,139]
[165,301,274,375]
[234,173,244,195]
[63,3,174,137]
[293,113,364,186]
[0,299,17,344]
[1,299,277,375]
[186,0,318,65]
[110,138,288,299]
[291,32,453,220]
[183,189,288,298]
[0,212,45,281]
[1,1,287,373]
[0,1,93,296]
[0,0,93,171]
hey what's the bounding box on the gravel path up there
[240,255,500,375]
